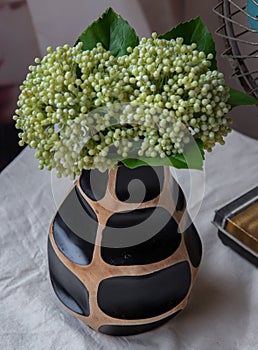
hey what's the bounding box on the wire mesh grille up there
[214,0,258,99]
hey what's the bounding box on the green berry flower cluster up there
[14,33,231,177]
[121,34,231,150]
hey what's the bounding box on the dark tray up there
[213,186,258,267]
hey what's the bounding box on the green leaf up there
[75,7,139,57]
[159,17,217,70]
[228,88,258,108]
[121,139,205,170]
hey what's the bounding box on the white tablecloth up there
[1,130,258,350]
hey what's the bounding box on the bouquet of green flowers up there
[13,8,257,178]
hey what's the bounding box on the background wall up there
[0,0,40,169]
[27,0,150,53]
[139,0,183,34]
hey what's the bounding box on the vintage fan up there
[214,0,258,99]
[213,1,258,267]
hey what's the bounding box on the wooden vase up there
[48,165,202,336]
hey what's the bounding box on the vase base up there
[98,310,182,336]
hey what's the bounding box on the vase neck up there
[79,165,167,204]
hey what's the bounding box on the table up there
[1,130,257,350]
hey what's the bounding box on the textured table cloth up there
[1,130,258,350]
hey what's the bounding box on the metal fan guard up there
[214,0,258,99]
